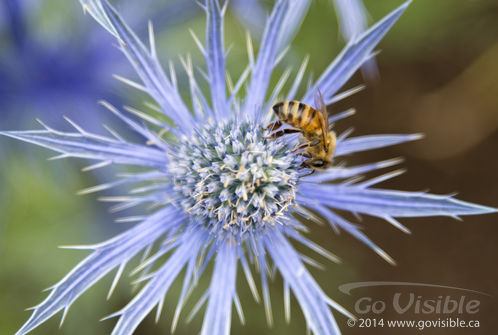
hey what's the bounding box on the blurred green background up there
[1,0,497,334]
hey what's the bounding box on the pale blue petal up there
[302,158,403,183]
[265,230,343,335]
[335,133,422,157]
[77,171,165,196]
[303,0,411,104]
[99,188,177,213]
[80,0,193,132]
[277,0,312,52]
[305,203,396,264]
[254,238,273,326]
[1,130,167,168]
[244,0,290,118]
[238,250,260,303]
[285,56,310,101]
[332,0,368,40]
[181,55,215,119]
[230,0,266,35]
[15,207,180,335]
[204,0,227,118]
[332,0,378,79]
[284,226,341,264]
[79,0,120,39]
[200,242,238,335]
[298,183,497,218]
[171,248,200,332]
[109,229,206,335]
[103,102,171,149]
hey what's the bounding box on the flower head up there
[2,1,496,335]
[170,119,300,238]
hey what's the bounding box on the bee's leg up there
[290,139,320,153]
[267,128,301,139]
[263,120,282,131]
[296,152,312,158]
[291,143,308,153]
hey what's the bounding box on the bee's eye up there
[311,160,325,168]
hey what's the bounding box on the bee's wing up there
[314,89,329,146]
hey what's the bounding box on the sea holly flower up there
[2,0,495,335]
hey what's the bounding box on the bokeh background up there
[1,0,497,334]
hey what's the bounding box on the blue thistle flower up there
[2,1,495,335]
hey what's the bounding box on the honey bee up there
[264,90,336,169]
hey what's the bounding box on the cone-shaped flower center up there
[169,120,300,238]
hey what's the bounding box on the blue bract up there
[2,1,495,335]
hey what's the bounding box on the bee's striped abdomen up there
[296,102,307,126]
[272,101,291,123]
[299,103,313,128]
[272,101,312,127]
[272,101,284,117]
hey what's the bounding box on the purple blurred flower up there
[0,0,125,130]
[0,0,207,131]
[2,1,495,335]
